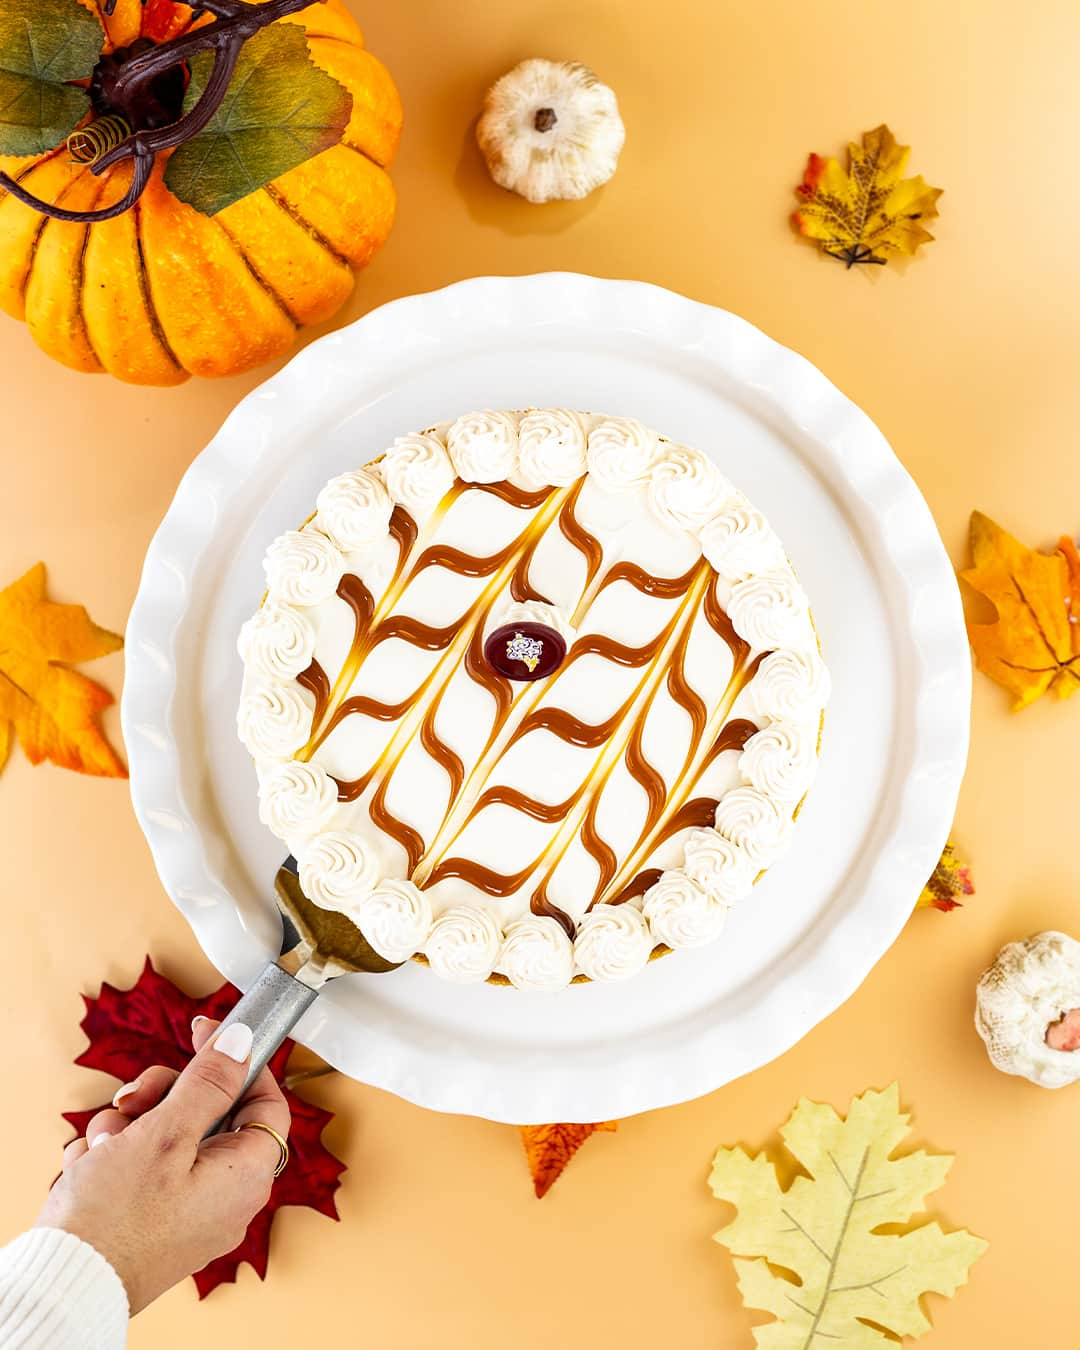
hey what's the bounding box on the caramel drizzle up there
[296,659,330,728]
[418,565,713,904]
[608,868,662,906]
[416,552,751,914]
[300,494,461,757]
[421,566,763,912]
[477,480,552,510]
[559,488,604,592]
[529,882,576,941]
[415,560,707,877]
[298,475,770,925]
[390,505,418,571]
[595,575,770,905]
[316,483,576,858]
[608,717,759,905]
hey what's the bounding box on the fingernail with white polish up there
[90,1133,110,1149]
[112,1081,139,1109]
[213,1022,253,1063]
[191,1015,208,1033]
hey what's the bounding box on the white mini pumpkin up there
[476,59,625,203]
[974,930,1080,1088]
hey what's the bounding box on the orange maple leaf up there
[915,839,974,912]
[960,512,1080,709]
[793,124,942,268]
[0,563,126,777]
[520,1121,617,1198]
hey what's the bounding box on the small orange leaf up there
[793,124,942,268]
[520,1121,617,1198]
[916,839,974,911]
[960,512,1080,709]
[0,563,126,777]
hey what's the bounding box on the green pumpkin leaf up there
[164,23,351,217]
[0,0,102,158]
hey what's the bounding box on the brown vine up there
[0,0,322,224]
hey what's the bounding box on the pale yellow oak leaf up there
[709,1084,986,1347]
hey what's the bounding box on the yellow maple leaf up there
[0,563,126,777]
[520,1121,617,1198]
[960,512,1080,709]
[709,1083,986,1347]
[915,838,974,911]
[793,124,942,268]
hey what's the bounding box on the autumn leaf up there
[64,958,345,1298]
[520,1121,617,1198]
[709,1083,986,1347]
[164,23,352,217]
[960,512,1080,709]
[793,124,942,268]
[0,563,125,777]
[916,839,974,912]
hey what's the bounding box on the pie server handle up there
[202,963,319,1139]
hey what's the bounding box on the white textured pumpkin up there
[476,59,625,203]
[974,930,1080,1088]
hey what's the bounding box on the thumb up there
[151,1021,254,1144]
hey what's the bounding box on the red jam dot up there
[484,622,566,681]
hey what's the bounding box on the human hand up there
[37,1016,290,1314]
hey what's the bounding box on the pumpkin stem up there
[0,0,323,223]
[67,114,132,166]
[0,153,152,224]
[533,107,558,133]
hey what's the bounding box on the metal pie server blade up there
[205,856,402,1136]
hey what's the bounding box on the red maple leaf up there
[63,958,345,1298]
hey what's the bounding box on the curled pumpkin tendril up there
[0,0,322,222]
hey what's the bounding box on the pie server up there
[205,856,401,1136]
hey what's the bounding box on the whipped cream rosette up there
[381,430,456,518]
[237,409,829,988]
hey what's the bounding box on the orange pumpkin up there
[0,0,401,385]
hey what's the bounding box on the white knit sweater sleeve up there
[0,1228,128,1349]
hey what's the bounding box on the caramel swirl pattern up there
[295,477,770,934]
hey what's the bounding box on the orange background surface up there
[2,0,1079,1345]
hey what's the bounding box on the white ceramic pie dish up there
[123,272,970,1124]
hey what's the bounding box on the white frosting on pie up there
[382,431,455,517]
[264,529,345,606]
[728,568,814,651]
[316,469,392,550]
[447,410,519,483]
[740,721,817,804]
[298,830,379,912]
[499,915,575,991]
[586,416,658,490]
[517,408,589,487]
[643,871,730,948]
[714,786,793,866]
[753,647,830,723]
[647,445,733,533]
[701,495,788,583]
[353,878,433,963]
[238,603,315,681]
[573,904,653,981]
[681,827,757,901]
[237,410,828,988]
[258,761,339,838]
[425,906,502,983]
[237,682,314,760]
[489,599,577,643]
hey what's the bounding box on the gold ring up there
[235,1120,289,1177]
